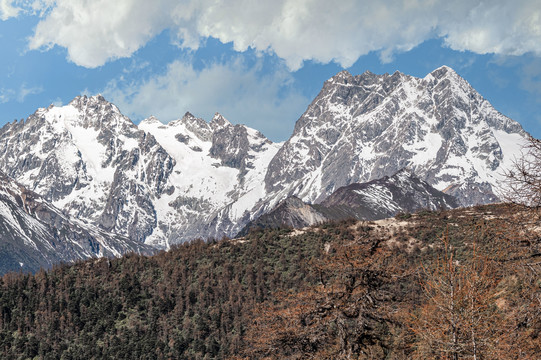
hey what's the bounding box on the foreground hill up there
[0,203,539,359]
[238,168,458,235]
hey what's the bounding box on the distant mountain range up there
[0,65,530,273]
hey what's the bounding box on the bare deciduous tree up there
[502,135,541,208]
[410,230,506,360]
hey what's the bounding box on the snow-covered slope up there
[139,112,282,245]
[264,66,528,207]
[0,96,281,246]
[0,172,153,275]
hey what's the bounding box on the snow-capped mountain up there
[0,66,530,248]
[264,66,526,206]
[0,172,153,275]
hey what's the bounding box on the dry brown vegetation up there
[240,204,541,359]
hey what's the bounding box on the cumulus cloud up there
[28,0,176,67]
[0,0,21,20]
[102,59,309,141]
[441,2,541,56]
[20,0,541,69]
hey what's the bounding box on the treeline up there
[0,204,539,359]
[0,226,327,359]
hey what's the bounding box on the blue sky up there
[1,0,540,141]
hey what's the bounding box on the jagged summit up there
[0,95,175,243]
[329,65,460,90]
[178,111,200,123]
[68,94,119,111]
[329,70,354,83]
[30,93,134,132]
[143,111,235,133]
[210,112,232,129]
[429,64,457,78]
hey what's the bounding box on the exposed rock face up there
[237,196,328,236]
[138,112,281,245]
[264,66,526,207]
[0,172,154,275]
[318,168,459,220]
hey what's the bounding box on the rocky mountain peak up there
[423,65,472,95]
[429,65,457,79]
[171,112,211,141]
[178,111,195,122]
[210,112,232,130]
[0,65,531,251]
[68,94,118,112]
[329,69,354,83]
[50,94,134,132]
[0,93,177,243]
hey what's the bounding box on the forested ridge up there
[0,204,540,359]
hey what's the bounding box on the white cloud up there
[17,84,43,102]
[103,59,309,141]
[441,2,541,56]
[28,0,176,67]
[0,88,15,103]
[0,0,21,20]
[0,84,42,103]
[23,0,541,69]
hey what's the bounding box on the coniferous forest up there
[0,204,540,359]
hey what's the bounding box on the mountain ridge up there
[237,168,458,236]
[264,65,525,207]
[0,65,530,248]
